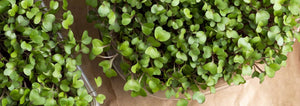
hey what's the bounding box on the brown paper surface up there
[68,1,300,106]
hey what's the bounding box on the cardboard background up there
[68,1,300,105]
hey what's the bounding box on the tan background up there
[68,1,300,106]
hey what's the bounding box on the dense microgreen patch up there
[0,0,104,105]
[86,0,300,105]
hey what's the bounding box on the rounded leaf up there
[154,26,171,42]
[145,46,161,59]
[142,23,154,35]
[92,39,104,55]
[98,1,110,17]
[124,79,141,92]
[176,99,188,106]
[96,94,106,104]
[95,76,102,87]
[203,62,217,75]
[192,91,205,104]
[121,13,132,25]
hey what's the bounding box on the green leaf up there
[76,54,82,65]
[267,26,280,42]
[29,89,46,105]
[0,62,4,68]
[50,0,59,10]
[108,11,116,25]
[192,91,205,104]
[59,97,74,106]
[243,0,250,3]
[53,64,62,79]
[276,36,283,46]
[142,23,154,35]
[119,41,133,56]
[26,7,39,19]
[81,30,92,45]
[60,82,70,92]
[45,98,57,106]
[140,55,150,67]
[144,67,161,75]
[81,44,90,54]
[4,68,14,76]
[242,65,252,76]
[183,8,192,19]
[288,0,300,15]
[154,60,163,68]
[147,37,161,47]
[96,94,106,104]
[131,63,141,73]
[62,11,74,29]
[171,0,180,6]
[98,1,110,17]
[1,98,7,106]
[34,12,42,24]
[27,0,33,7]
[21,41,32,51]
[205,10,214,20]
[145,46,161,59]
[226,30,239,38]
[10,89,22,100]
[154,26,171,42]
[66,58,77,72]
[203,62,217,75]
[250,36,261,44]
[20,89,30,104]
[42,14,56,32]
[215,0,228,10]
[30,29,43,44]
[0,0,9,14]
[95,76,102,87]
[73,80,84,88]
[238,38,251,50]
[131,37,140,45]
[86,0,98,8]
[64,44,74,54]
[151,4,164,14]
[176,99,188,106]
[52,54,65,65]
[258,73,265,83]
[233,55,244,64]
[62,0,68,10]
[121,13,132,25]
[203,46,212,59]
[189,49,199,61]
[196,31,206,44]
[149,79,160,93]
[124,79,141,92]
[265,65,275,78]
[92,39,104,55]
[21,0,28,9]
[17,15,29,26]
[176,52,188,61]
[165,89,175,98]
[24,64,34,76]
[99,60,110,70]
[103,69,117,78]
[206,76,215,86]
[232,74,245,85]
[10,50,17,58]
[256,10,270,26]
[8,4,18,16]
[269,63,281,71]
[5,31,16,39]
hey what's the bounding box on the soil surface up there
[68,1,300,106]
